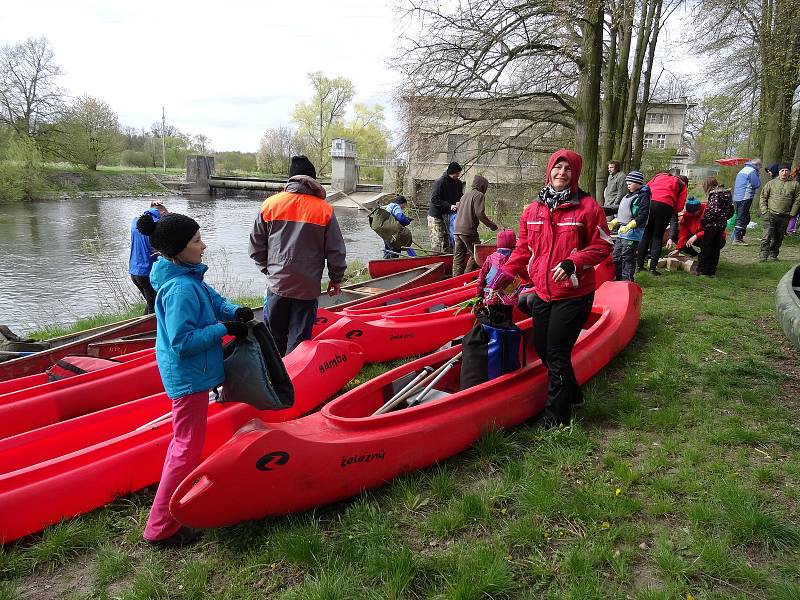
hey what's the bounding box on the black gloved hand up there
[559,259,576,276]
[235,307,254,322]
[223,321,249,340]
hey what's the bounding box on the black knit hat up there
[778,163,792,172]
[288,155,317,179]
[446,161,462,175]
[136,212,199,258]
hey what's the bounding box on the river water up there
[0,194,393,334]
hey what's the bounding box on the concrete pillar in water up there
[185,155,216,192]
[330,139,358,194]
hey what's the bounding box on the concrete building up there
[404,96,693,202]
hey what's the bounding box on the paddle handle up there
[386,351,463,413]
[373,367,433,416]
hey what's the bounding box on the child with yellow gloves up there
[609,171,651,280]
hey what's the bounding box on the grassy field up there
[2,233,799,599]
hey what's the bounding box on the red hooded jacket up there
[647,172,687,213]
[501,149,613,302]
[676,204,707,250]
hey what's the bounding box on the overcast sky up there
[0,0,402,152]
[1,1,698,154]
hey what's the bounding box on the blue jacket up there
[129,208,161,276]
[149,257,240,399]
[733,162,762,202]
[617,185,651,242]
[386,202,412,226]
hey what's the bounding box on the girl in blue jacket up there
[136,212,253,548]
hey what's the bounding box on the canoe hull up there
[368,255,454,279]
[0,340,364,543]
[171,281,641,528]
[776,264,800,350]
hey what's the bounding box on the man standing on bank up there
[732,158,762,245]
[452,174,498,276]
[129,200,168,314]
[428,161,465,253]
[249,155,347,356]
[603,160,628,215]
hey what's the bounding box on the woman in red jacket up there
[490,149,613,426]
[635,172,687,275]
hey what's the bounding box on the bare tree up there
[256,125,298,175]
[0,37,63,138]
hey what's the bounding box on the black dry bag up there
[460,311,524,390]
[218,321,294,410]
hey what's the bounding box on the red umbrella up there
[714,157,752,166]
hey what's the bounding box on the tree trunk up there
[631,0,662,170]
[616,0,656,169]
[575,0,605,199]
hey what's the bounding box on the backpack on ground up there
[369,207,412,249]
[218,321,294,410]
[702,189,734,233]
[460,310,524,390]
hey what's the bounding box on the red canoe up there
[0,339,364,543]
[170,281,642,529]
[368,254,454,279]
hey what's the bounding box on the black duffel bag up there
[460,310,524,390]
[217,321,294,410]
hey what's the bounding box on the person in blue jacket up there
[383,196,414,258]
[135,211,253,549]
[732,159,762,245]
[129,201,168,314]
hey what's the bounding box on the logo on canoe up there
[341,450,385,468]
[345,329,363,339]
[389,332,414,341]
[256,451,290,471]
[318,353,348,374]
[316,316,328,325]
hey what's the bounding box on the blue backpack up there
[460,312,524,389]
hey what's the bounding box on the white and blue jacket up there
[149,257,240,399]
[733,162,762,202]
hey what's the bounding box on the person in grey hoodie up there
[452,174,498,276]
[603,160,627,215]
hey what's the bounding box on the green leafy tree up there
[0,133,48,200]
[57,96,122,170]
[292,72,355,176]
[685,94,749,165]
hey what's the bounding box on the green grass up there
[2,227,800,598]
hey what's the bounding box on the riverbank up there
[2,236,799,599]
[39,167,173,199]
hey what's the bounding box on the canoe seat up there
[353,286,386,295]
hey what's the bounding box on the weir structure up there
[184,140,406,210]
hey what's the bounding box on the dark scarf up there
[537,185,571,210]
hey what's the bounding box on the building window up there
[646,112,658,124]
[507,137,534,166]
[656,134,667,149]
[644,135,654,149]
[448,134,468,164]
[660,113,670,125]
[477,136,499,165]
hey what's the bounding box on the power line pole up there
[161,106,167,173]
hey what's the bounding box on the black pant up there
[530,293,594,425]
[698,230,725,275]
[637,201,674,271]
[612,237,638,281]
[131,275,156,315]
[760,213,791,259]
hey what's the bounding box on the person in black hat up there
[759,164,800,261]
[128,201,168,314]
[428,161,464,253]
[249,155,347,355]
[136,212,253,549]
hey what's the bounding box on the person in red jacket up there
[636,171,687,275]
[489,149,613,426]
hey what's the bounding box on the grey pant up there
[612,237,638,281]
[453,233,480,276]
[760,213,791,259]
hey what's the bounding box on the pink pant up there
[144,390,209,541]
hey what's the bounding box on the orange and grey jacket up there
[249,175,347,300]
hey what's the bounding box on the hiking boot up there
[732,240,749,246]
[769,255,779,261]
[145,527,202,550]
